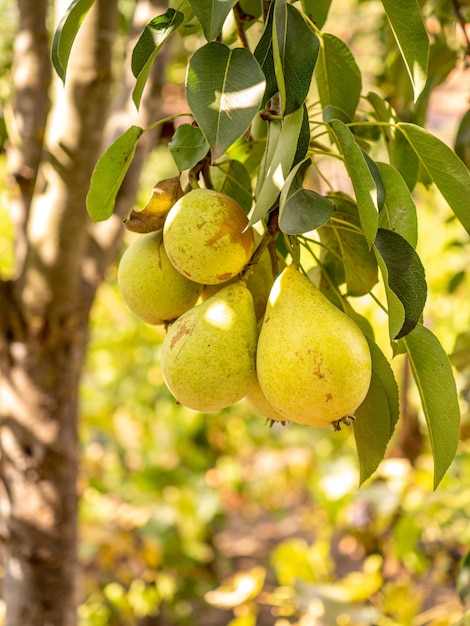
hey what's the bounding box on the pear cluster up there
[118,186,372,429]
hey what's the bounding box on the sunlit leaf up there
[51,0,96,82]
[272,0,319,115]
[249,107,304,226]
[188,0,238,41]
[380,0,429,101]
[279,158,333,234]
[186,42,266,161]
[374,228,427,339]
[168,124,209,171]
[316,33,362,122]
[329,120,379,245]
[354,339,400,484]
[131,9,184,109]
[376,162,418,248]
[398,122,470,236]
[86,126,143,222]
[402,324,461,489]
[253,3,276,107]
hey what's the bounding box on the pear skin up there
[163,188,255,285]
[256,265,372,428]
[118,230,202,325]
[161,281,258,411]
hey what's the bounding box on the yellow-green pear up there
[246,376,287,423]
[117,230,203,325]
[161,281,258,411]
[256,265,372,428]
[163,188,255,285]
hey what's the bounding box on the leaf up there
[279,158,333,234]
[367,92,420,191]
[188,0,238,41]
[398,122,470,236]
[316,33,362,123]
[86,126,143,222]
[354,339,400,484]
[249,107,304,226]
[402,324,461,489]
[168,124,209,171]
[361,150,385,211]
[329,120,379,245]
[211,159,252,213]
[272,0,319,115]
[318,195,378,297]
[300,0,332,29]
[131,9,184,109]
[380,0,429,101]
[186,42,266,161]
[374,228,427,339]
[376,162,418,248]
[455,109,470,169]
[293,103,311,167]
[51,0,96,82]
[253,3,276,108]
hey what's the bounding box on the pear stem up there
[241,209,280,279]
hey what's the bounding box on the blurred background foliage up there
[1,0,470,624]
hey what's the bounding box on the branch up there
[451,0,470,61]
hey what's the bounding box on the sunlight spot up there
[204,301,235,329]
[211,81,266,114]
[8,557,23,581]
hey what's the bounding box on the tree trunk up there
[1,0,168,621]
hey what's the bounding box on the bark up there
[0,0,168,622]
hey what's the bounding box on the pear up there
[117,230,203,325]
[246,376,287,423]
[256,265,372,428]
[163,188,255,285]
[161,281,258,411]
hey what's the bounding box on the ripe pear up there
[202,232,284,320]
[246,376,287,423]
[161,281,258,411]
[117,230,203,325]
[163,188,255,285]
[256,265,372,428]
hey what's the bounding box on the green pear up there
[163,188,255,285]
[256,265,372,428]
[246,375,287,423]
[117,230,203,325]
[161,281,258,411]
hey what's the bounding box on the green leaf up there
[86,126,143,222]
[361,150,385,211]
[272,0,319,115]
[402,324,461,489]
[131,9,184,110]
[211,159,252,213]
[300,0,332,29]
[354,339,400,484]
[380,0,429,101]
[249,107,304,226]
[253,3,276,108]
[376,162,418,248]
[51,0,96,82]
[318,194,378,297]
[329,120,379,245]
[293,104,311,167]
[374,228,427,339]
[398,123,470,236]
[279,158,333,234]
[188,0,238,41]
[316,33,362,123]
[168,124,209,171]
[455,109,470,169]
[367,92,420,191]
[186,42,266,161]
